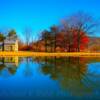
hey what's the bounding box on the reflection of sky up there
[86,63,100,98]
[0,60,69,99]
[0,58,100,99]
[86,63,100,88]
[88,63,100,75]
[0,69,11,77]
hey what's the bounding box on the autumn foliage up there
[18,12,98,52]
[71,29,89,51]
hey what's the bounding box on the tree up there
[70,12,98,52]
[56,31,65,52]
[61,20,75,52]
[0,32,5,51]
[24,28,32,46]
[62,12,99,52]
[18,40,25,51]
[50,26,58,52]
[41,30,51,52]
[8,29,16,37]
[72,29,89,51]
[0,33,5,42]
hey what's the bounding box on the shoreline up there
[0,51,100,57]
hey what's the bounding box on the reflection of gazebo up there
[4,57,19,66]
[0,57,19,76]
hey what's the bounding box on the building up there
[0,35,18,51]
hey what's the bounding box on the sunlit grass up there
[0,51,100,57]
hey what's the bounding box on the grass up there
[0,51,100,57]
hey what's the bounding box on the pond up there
[0,56,100,99]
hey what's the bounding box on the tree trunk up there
[50,40,52,52]
[54,35,56,52]
[77,43,80,52]
[68,45,71,52]
[45,39,47,52]
[2,40,4,51]
[77,30,81,52]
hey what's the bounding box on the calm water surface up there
[0,56,100,100]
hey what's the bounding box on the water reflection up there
[23,57,34,77]
[0,56,100,99]
[35,57,100,97]
[0,57,19,76]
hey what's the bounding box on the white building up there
[0,35,18,51]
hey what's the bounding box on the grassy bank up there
[0,51,100,57]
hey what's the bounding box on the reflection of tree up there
[39,57,100,96]
[24,57,33,77]
[8,67,17,75]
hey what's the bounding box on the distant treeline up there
[0,11,99,52]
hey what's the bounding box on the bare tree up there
[62,12,99,52]
[41,30,51,52]
[24,28,33,46]
[50,26,58,52]
[61,21,74,52]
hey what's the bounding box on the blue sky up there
[0,0,100,40]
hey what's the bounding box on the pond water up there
[0,56,100,100]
